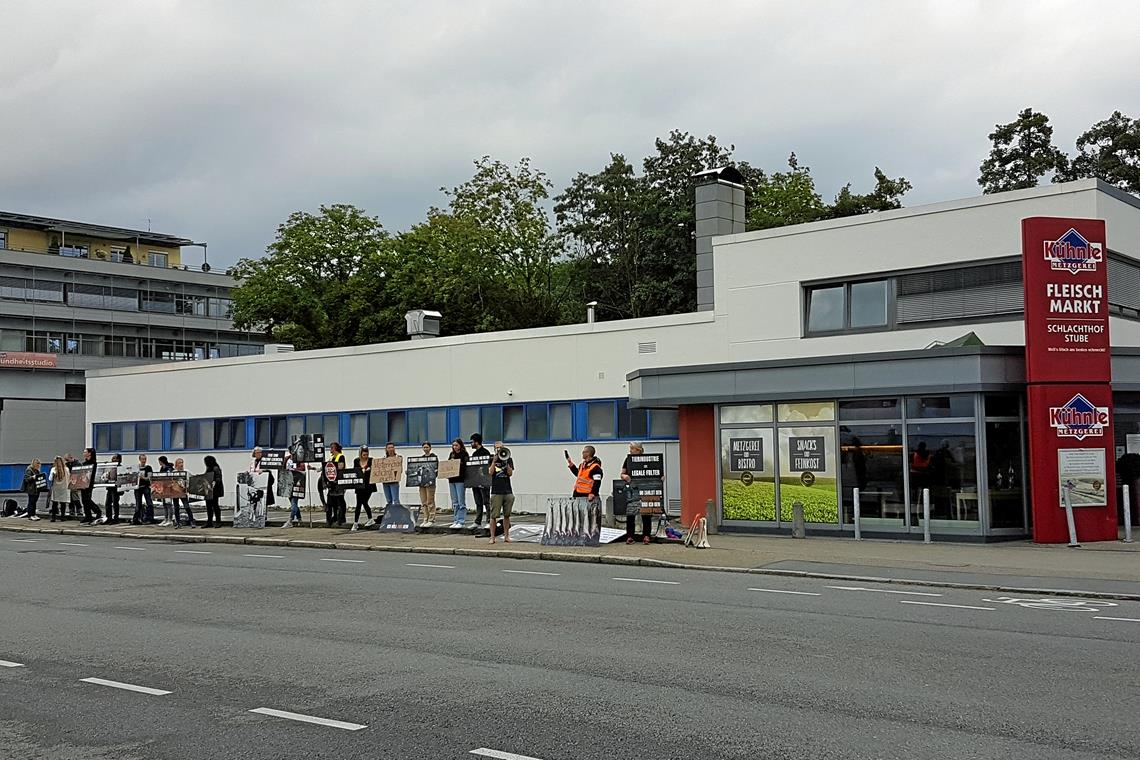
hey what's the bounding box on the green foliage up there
[722,480,777,520]
[827,168,913,218]
[1058,110,1140,193]
[740,153,827,230]
[978,108,1069,193]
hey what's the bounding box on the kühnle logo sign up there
[1048,393,1109,440]
[1043,228,1103,274]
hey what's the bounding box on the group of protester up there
[9,437,656,544]
[8,451,225,528]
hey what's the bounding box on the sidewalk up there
[3,512,1137,599]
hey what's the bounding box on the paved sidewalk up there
[3,512,1137,598]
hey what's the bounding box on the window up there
[720,405,774,425]
[503,405,525,441]
[480,406,502,442]
[587,401,615,439]
[806,285,844,332]
[214,418,246,449]
[177,294,208,316]
[64,384,86,401]
[896,261,1021,324]
[850,280,888,328]
[368,412,387,446]
[427,409,446,443]
[805,280,888,334]
[407,410,428,445]
[460,408,479,440]
[322,415,340,448]
[110,246,129,263]
[171,421,186,450]
[148,251,169,268]
[617,400,648,439]
[839,398,900,421]
[255,416,286,447]
[550,403,572,440]
[122,424,136,451]
[209,298,233,319]
[349,413,367,446]
[95,425,110,451]
[386,411,406,445]
[108,425,123,451]
[59,244,89,258]
[648,409,679,438]
[526,404,549,441]
[905,394,974,419]
[0,230,6,249]
[142,290,176,314]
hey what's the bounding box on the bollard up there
[852,488,862,541]
[1124,484,1133,543]
[922,488,931,544]
[1063,483,1080,548]
[791,500,806,539]
[705,499,719,535]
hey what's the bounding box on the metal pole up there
[1123,483,1133,543]
[922,488,931,544]
[853,488,862,540]
[1062,483,1080,548]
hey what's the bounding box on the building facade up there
[0,211,263,486]
[84,179,1140,541]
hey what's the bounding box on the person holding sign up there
[622,442,653,545]
[327,442,348,526]
[173,457,195,528]
[19,459,42,521]
[567,445,603,502]
[49,456,69,522]
[202,455,224,528]
[488,442,514,544]
[380,443,403,507]
[132,454,155,525]
[467,433,493,528]
[78,448,102,525]
[351,446,377,531]
[417,442,439,527]
[446,439,469,528]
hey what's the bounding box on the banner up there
[405,456,438,487]
[542,496,602,546]
[257,449,286,470]
[234,471,270,528]
[371,456,403,484]
[187,472,214,498]
[151,471,188,500]
[93,462,119,489]
[116,466,139,491]
[68,464,94,491]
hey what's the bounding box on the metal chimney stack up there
[693,166,746,312]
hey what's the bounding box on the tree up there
[827,167,913,218]
[741,153,827,231]
[978,108,1068,193]
[230,204,395,350]
[1059,110,1140,193]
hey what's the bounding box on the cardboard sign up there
[372,455,403,484]
[438,459,462,479]
[68,464,94,491]
[405,456,439,487]
[465,452,492,488]
[151,472,188,500]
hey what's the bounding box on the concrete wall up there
[0,398,85,463]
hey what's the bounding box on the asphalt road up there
[1,529,1137,760]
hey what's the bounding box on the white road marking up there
[899,600,995,611]
[59,542,88,547]
[248,707,366,731]
[174,550,212,555]
[9,538,46,542]
[114,546,146,551]
[243,554,284,559]
[1095,616,1140,623]
[748,588,821,596]
[825,585,942,597]
[406,563,455,569]
[0,660,25,668]
[320,558,365,563]
[79,677,171,696]
[613,577,680,585]
[502,569,561,577]
[470,748,547,760]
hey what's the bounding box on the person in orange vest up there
[566,445,603,503]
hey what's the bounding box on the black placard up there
[465,453,492,488]
[729,438,763,472]
[789,436,824,472]
[258,449,285,469]
[405,456,439,487]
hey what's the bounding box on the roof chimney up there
[693,166,745,312]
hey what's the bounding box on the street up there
[1,529,1137,760]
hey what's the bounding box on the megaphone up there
[496,446,512,463]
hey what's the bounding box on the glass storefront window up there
[778,402,835,423]
[720,428,776,521]
[720,404,773,425]
[778,425,838,523]
[906,395,974,419]
[986,420,1025,529]
[838,398,900,422]
[907,422,978,522]
[840,424,906,524]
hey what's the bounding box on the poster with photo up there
[258,449,285,470]
[93,462,119,489]
[541,496,602,546]
[151,471,188,500]
[405,456,438,487]
[187,472,214,498]
[372,456,403,484]
[288,434,324,464]
[68,464,94,491]
[276,469,297,498]
[116,466,139,491]
[464,453,492,488]
[1058,448,1108,508]
[378,502,416,533]
[234,471,271,528]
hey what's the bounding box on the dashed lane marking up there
[59,542,88,547]
[242,554,284,559]
[748,588,821,596]
[1094,616,1140,623]
[405,563,455,569]
[248,707,366,731]
[470,749,547,760]
[613,577,680,585]
[174,550,212,554]
[113,546,146,551]
[79,677,171,696]
[502,569,561,577]
[825,585,942,597]
[899,600,995,611]
[320,558,366,563]
[0,660,25,668]
[9,538,46,542]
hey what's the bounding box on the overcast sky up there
[2,0,1138,268]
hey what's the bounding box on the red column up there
[679,405,717,527]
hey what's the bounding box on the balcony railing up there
[0,242,227,276]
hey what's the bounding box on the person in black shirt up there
[622,442,653,545]
[77,448,102,524]
[467,433,492,528]
[488,441,514,544]
[132,454,155,525]
[202,455,224,528]
[447,439,468,528]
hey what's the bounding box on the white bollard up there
[922,488,931,544]
[852,488,862,541]
[1123,484,1133,543]
[1062,483,1080,548]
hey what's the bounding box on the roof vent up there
[406,309,442,340]
[264,344,295,354]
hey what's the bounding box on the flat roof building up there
[84,178,1140,541]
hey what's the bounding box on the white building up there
[85,177,1140,540]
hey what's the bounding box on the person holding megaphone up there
[488,441,514,544]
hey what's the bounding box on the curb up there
[4,524,1138,602]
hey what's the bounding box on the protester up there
[567,445,603,502]
[282,452,304,528]
[77,448,102,524]
[488,442,513,544]
[381,443,402,508]
[102,453,123,525]
[622,442,653,545]
[202,455,223,528]
[329,442,347,526]
[174,457,194,528]
[351,446,376,532]
[418,442,439,527]
[49,456,69,522]
[20,458,42,521]
[467,433,492,528]
[158,456,175,527]
[447,439,469,528]
[133,454,155,525]
[249,446,275,509]
[64,453,79,518]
